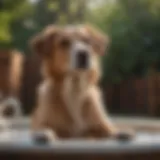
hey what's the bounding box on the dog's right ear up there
[30,33,45,56]
[30,26,60,57]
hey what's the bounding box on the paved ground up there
[0,130,160,154]
[0,116,160,154]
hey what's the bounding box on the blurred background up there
[0,0,160,118]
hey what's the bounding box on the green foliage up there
[0,0,87,52]
[88,0,160,84]
[0,11,11,43]
[0,0,33,49]
[1,0,160,84]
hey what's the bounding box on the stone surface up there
[0,117,160,154]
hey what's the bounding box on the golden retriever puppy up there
[30,25,133,140]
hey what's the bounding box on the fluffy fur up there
[30,25,132,139]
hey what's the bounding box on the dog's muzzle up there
[75,50,89,69]
[71,42,90,70]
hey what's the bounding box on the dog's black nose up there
[76,50,89,69]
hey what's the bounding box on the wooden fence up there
[0,50,24,98]
[105,77,149,116]
[105,71,160,117]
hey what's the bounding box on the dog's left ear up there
[84,25,110,55]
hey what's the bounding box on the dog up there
[30,24,133,140]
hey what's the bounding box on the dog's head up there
[30,25,109,81]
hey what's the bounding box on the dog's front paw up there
[111,129,135,141]
[32,129,57,144]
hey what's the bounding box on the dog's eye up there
[83,38,91,45]
[59,39,71,48]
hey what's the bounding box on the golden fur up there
[30,25,132,139]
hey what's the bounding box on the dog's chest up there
[63,77,88,128]
[46,88,87,136]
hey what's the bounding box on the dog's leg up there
[84,99,117,138]
[31,110,58,143]
[84,91,134,140]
